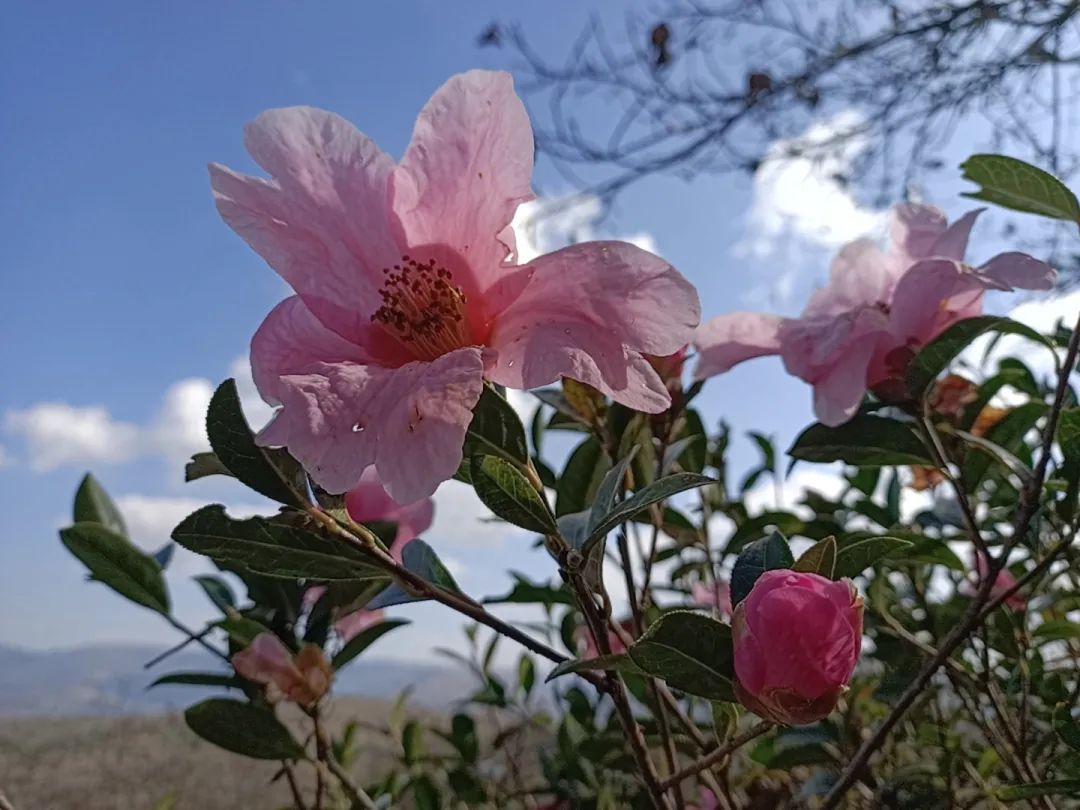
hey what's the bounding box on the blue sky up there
[1,1,1067,662]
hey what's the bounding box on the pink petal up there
[810,332,881,426]
[890,203,947,262]
[334,608,385,643]
[232,633,294,685]
[977,252,1056,291]
[889,259,985,344]
[257,348,485,501]
[251,296,407,406]
[487,241,700,410]
[926,208,982,261]
[210,107,400,340]
[345,467,435,555]
[692,313,783,379]
[805,239,894,316]
[391,71,535,315]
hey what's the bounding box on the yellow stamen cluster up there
[371,255,469,360]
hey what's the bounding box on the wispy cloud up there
[511,195,658,264]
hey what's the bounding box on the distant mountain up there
[0,642,479,717]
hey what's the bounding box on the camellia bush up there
[58,71,1080,809]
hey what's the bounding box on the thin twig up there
[282,762,309,810]
[658,722,772,791]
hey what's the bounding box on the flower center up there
[371,255,470,360]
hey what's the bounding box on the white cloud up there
[511,195,659,264]
[430,479,524,549]
[737,111,887,308]
[4,357,271,474]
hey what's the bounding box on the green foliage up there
[470,455,558,533]
[183,698,306,760]
[960,154,1080,223]
[730,531,794,606]
[625,611,736,702]
[332,619,411,670]
[463,385,530,465]
[793,535,837,578]
[73,473,128,536]
[790,416,934,467]
[59,523,170,614]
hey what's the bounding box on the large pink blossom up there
[693,204,1055,425]
[211,70,700,501]
[733,570,863,726]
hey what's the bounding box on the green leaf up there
[588,448,637,529]
[470,455,557,533]
[581,473,716,552]
[793,536,837,578]
[960,401,1048,489]
[216,615,269,647]
[1054,704,1080,751]
[730,532,794,607]
[206,380,306,507]
[789,416,933,467]
[725,512,805,555]
[332,619,411,669]
[1034,620,1080,643]
[628,611,736,702]
[995,780,1080,802]
[59,523,170,614]
[1059,408,1080,463]
[907,316,1056,397]
[73,473,128,536]
[556,437,610,517]
[366,539,461,609]
[483,572,574,606]
[833,536,912,579]
[712,702,739,745]
[172,505,385,581]
[184,698,305,760]
[193,574,236,613]
[463,385,529,465]
[149,672,243,689]
[961,154,1080,223]
[546,652,647,682]
[184,451,233,483]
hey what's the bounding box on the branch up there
[657,722,772,791]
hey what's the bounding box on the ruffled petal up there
[888,259,986,344]
[257,348,485,501]
[486,240,699,410]
[976,252,1056,291]
[805,239,894,316]
[345,467,435,554]
[926,208,982,261]
[391,70,535,305]
[890,202,947,262]
[210,107,400,339]
[810,333,880,426]
[693,313,783,379]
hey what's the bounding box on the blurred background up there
[2,0,1078,803]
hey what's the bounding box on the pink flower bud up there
[974,554,1027,611]
[732,570,863,725]
[233,633,333,707]
[691,581,732,618]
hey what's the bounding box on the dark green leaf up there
[730,532,794,606]
[1054,704,1080,751]
[628,611,735,702]
[149,672,242,690]
[470,455,557,533]
[1034,620,1080,643]
[789,416,933,467]
[73,473,127,536]
[193,574,236,613]
[206,380,306,507]
[216,615,270,646]
[332,619,410,669]
[60,523,170,614]
[463,386,529,465]
[712,701,739,745]
[518,655,536,696]
[366,539,461,609]
[907,316,1056,397]
[483,573,573,606]
[172,505,385,581]
[588,447,637,529]
[960,401,1048,488]
[995,780,1080,801]
[556,437,610,517]
[184,451,233,483]
[833,536,912,579]
[449,713,479,764]
[581,473,716,552]
[546,652,647,682]
[1059,408,1080,463]
[961,154,1080,223]
[726,512,805,555]
[184,698,305,760]
[793,536,837,578]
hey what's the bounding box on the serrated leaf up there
[471,455,557,533]
[961,154,1080,223]
[580,473,715,552]
[833,536,912,579]
[463,385,529,465]
[545,652,647,682]
[60,523,170,614]
[172,505,384,581]
[730,532,794,607]
[73,473,128,537]
[149,672,243,690]
[365,539,462,609]
[332,619,411,669]
[907,316,1056,396]
[793,536,837,578]
[184,698,305,760]
[628,611,735,702]
[206,380,306,507]
[790,416,933,467]
[184,451,233,483]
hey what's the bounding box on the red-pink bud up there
[732,570,863,725]
[233,633,333,707]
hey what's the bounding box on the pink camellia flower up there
[732,570,863,725]
[691,580,732,618]
[305,467,434,641]
[974,554,1027,612]
[578,617,637,659]
[232,633,333,707]
[211,70,700,501]
[693,204,1054,425]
